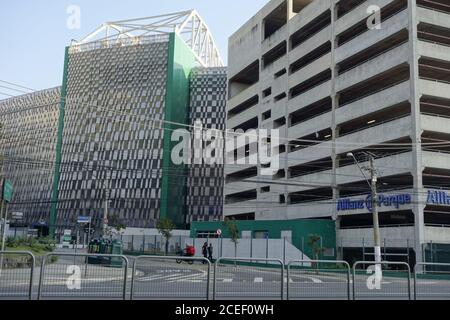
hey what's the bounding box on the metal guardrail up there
[213,257,284,300]
[287,260,351,300]
[130,255,211,300]
[37,253,128,300]
[3,252,450,300]
[414,262,450,300]
[0,251,35,300]
[353,261,411,300]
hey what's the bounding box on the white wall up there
[184,237,311,265]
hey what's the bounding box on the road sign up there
[11,212,23,220]
[77,216,91,224]
[216,229,222,236]
[3,180,13,202]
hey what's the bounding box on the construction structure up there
[224,0,450,264]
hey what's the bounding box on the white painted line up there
[171,271,207,283]
[311,277,322,283]
[223,278,233,283]
[254,277,263,283]
[138,274,186,282]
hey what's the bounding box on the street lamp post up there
[86,166,110,239]
[103,188,109,238]
[347,152,382,275]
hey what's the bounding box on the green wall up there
[190,219,337,259]
[49,46,70,238]
[160,33,198,228]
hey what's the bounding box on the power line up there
[2,95,450,148]
[0,80,35,92]
[0,85,31,94]
[0,91,15,98]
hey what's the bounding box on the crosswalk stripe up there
[138,274,187,282]
[283,277,294,283]
[171,272,207,283]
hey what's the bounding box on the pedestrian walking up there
[202,242,208,263]
[208,243,213,262]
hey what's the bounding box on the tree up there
[307,234,327,273]
[104,213,126,239]
[157,218,175,255]
[223,218,239,259]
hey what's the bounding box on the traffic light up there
[84,226,95,234]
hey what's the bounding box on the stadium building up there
[0,10,227,236]
[0,88,61,232]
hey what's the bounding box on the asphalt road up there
[1,255,449,300]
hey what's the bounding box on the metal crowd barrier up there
[213,257,284,300]
[353,261,411,300]
[414,262,450,300]
[8,251,450,301]
[130,255,211,300]
[37,253,129,300]
[0,251,35,300]
[287,260,351,300]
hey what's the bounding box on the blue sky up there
[0,0,267,96]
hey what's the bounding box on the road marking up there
[223,278,233,283]
[254,277,263,283]
[170,271,207,283]
[283,277,294,283]
[311,277,322,284]
[138,274,187,282]
[290,275,323,283]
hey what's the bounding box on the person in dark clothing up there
[202,242,208,263]
[208,243,213,262]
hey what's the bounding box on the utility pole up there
[369,156,382,273]
[348,152,382,276]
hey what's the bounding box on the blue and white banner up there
[337,189,450,214]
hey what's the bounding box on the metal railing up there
[3,252,450,300]
[287,260,351,300]
[0,251,35,300]
[37,253,128,300]
[414,262,450,300]
[69,34,170,53]
[213,257,284,300]
[353,261,411,300]
[130,255,211,300]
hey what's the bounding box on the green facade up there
[160,33,199,227]
[49,46,70,238]
[190,219,336,258]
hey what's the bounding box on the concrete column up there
[331,1,340,253]
[407,0,425,263]
[287,0,295,20]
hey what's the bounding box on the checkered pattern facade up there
[186,67,227,223]
[0,44,227,231]
[0,88,61,224]
[56,39,170,230]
